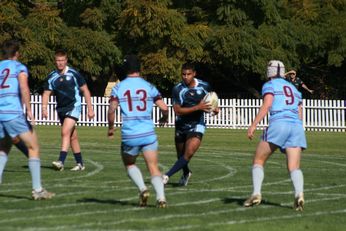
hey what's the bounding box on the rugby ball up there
[203,91,219,112]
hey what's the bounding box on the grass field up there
[0,126,345,231]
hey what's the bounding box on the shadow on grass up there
[165,182,182,188]
[0,193,31,200]
[222,197,291,209]
[4,167,28,172]
[77,198,158,208]
[144,180,182,188]
[41,165,59,171]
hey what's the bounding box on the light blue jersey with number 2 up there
[0,60,28,121]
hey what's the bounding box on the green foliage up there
[1,0,345,98]
[80,7,104,31]
[60,28,121,77]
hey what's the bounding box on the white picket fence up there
[29,95,346,132]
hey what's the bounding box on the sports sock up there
[166,156,188,177]
[290,169,304,197]
[127,165,146,192]
[58,151,68,164]
[0,152,8,184]
[182,163,190,176]
[73,152,83,165]
[252,164,264,196]
[28,157,42,191]
[151,175,165,201]
[177,153,190,176]
[14,141,29,157]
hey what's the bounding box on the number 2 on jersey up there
[124,89,147,111]
[0,68,10,89]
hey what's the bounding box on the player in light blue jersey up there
[0,40,54,200]
[108,55,168,208]
[244,60,306,211]
[42,49,94,171]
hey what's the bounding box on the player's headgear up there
[267,60,285,79]
[123,54,141,74]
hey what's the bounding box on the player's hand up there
[211,107,220,116]
[309,90,314,94]
[88,110,95,120]
[26,110,36,126]
[42,109,48,119]
[108,127,115,139]
[197,100,212,112]
[158,116,168,127]
[247,125,256,140]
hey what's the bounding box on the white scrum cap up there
[267,60,285,78]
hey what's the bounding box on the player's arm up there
[155,99,169,126]
[80,84,95,120]
[247,93,273,140]
[301,83,314,94]
[173,100,211,116]
[298,103,303,120]
[107,97,118,139]
[41,90,52,119]
[18,72,33,121]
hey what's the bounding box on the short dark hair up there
[123,54,141,74]
[1,40,20,59]
[55,49,68,57]
[182,62,196,72]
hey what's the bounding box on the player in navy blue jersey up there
[0,40,54,200]
[42,49,94,171]
[108,55,168,208]
[244,60,306,211]
[162,63,219,186]
[285,70,314,94]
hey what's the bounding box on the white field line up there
[7,202,346,230]
[1,158,104,188]
[0,150,345,229]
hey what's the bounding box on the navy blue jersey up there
[172,78,211,130]
[287,76,304,90]
[44,66,86,114]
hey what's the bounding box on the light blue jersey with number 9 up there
[262,78,302,123]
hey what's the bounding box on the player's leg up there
[162,131,186,184]
[165,133,201,181]
[19,130,42,188]
[15,120,54,199]
[142,142,166,208]
[285,124,306,211]
[70,127,85,171]
[0,128,12,184]
[52,117,75,170]
[244,141,277,207]
[67,107,84,170]
[175,140,190,175]
[286,147,304,211]
[121,144,148,207]
[12,136,28,157]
